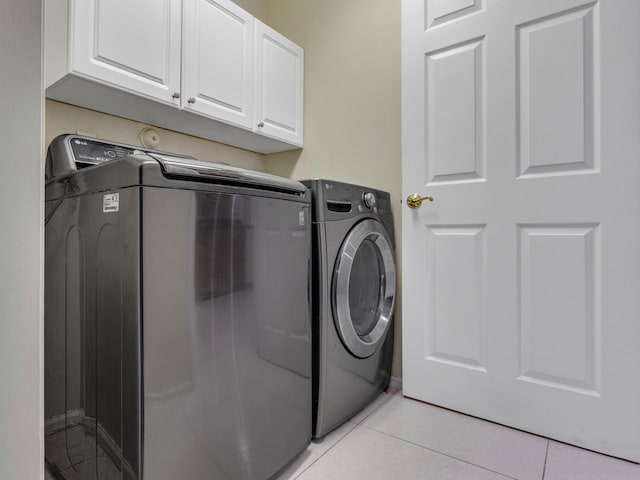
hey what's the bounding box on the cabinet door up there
[72,0,181,105]
[254,20,304,146]
[182,0,254,129]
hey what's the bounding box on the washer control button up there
[363,192,377,209]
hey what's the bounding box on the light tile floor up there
[46,389,640,479]
[278,389,640,480]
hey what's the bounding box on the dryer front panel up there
[332,219,396,358]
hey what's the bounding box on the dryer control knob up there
[363,192,377,209]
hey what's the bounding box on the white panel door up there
[73,0,181,105]
[402,0,640,461]
[254,20,304,146]
[182,0,254,129]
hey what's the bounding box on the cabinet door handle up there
[257,122,265,128]
[172,92,180,99]
[187,97,196,104]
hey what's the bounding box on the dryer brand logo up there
[74,139,88,146]
[103,193,119,213]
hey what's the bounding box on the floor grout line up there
[541,440,550,480]
[288,390,398,478]
[359,423,522,480]
[350,390,397,426]
[287,421,360,480]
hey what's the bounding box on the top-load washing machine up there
[302,179,396,438]
[44,135,312,480]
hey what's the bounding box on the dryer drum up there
[332,218,396,358]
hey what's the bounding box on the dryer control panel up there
[303,179,392,226]
[363,192,377,210]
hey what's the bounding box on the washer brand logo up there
[74,139,88,146]
[103,193,119,213]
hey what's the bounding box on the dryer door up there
[333,218,396,358]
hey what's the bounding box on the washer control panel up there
[70,137,138,166]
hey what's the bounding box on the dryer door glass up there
[333,219,396,358]
[349,238,384,337]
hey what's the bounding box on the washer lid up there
[332,218,396,358]
[152,155,306,195]
[45,134,308,198]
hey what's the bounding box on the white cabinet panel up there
[183,0,254,129]
[45,0,304,153]
[254,20,304,147]
[72,0,181,104]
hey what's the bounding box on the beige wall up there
[1,0,43,478]
[46,100,266,171]
[264,0,403,378]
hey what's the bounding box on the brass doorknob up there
[406,193,434,209]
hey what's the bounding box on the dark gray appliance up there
[44,135,312,480]
[302,179,395,438]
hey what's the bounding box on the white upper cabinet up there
[68,0,181,105]
[254,20,304,147]
[182,0,254,129]
[45,0,304,154]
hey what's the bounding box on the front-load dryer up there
[302,179,396,438]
